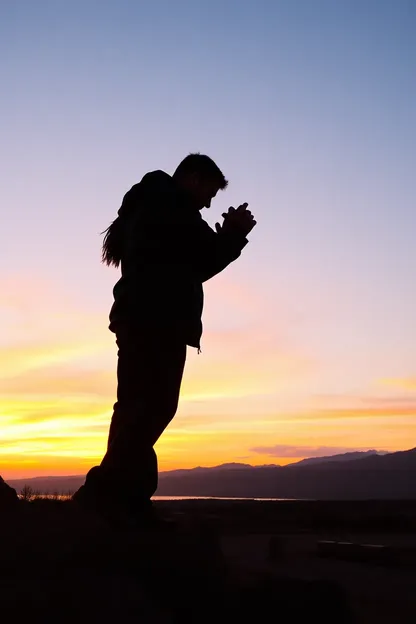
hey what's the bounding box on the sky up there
[1,0,415,479]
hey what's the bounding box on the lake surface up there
[29,494,298,501]
[152,496,297,501]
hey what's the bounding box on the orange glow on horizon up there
[1,276,415,481]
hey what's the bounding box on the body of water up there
[153,496,297,501]
[24,494,299,502]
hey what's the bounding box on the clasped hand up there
[215,203,256,237]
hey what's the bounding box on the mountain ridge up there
[6,448,416,499]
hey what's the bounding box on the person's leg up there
[106,339,128,451]
[101,331,187,504]
[78,330,186,514]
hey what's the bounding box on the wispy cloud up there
[0,341,112,379]
[305,403,416,419]
[1,367,115,397]
[379,377,416,391]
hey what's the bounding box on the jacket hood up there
[117,170,175,219]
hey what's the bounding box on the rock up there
[0,476,19,509]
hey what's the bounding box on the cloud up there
[205,275,263,319]
[284,396,416,421]
[1,367,115,397]
[249,444,384,458]
[181,324,313,402]
[308,404,416,419]
[0,341,113,380]
[0,272,110,345]
[379,378,416,391]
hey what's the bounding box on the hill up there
[6,448,416,499]
[295,449,384,466]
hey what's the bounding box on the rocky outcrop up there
[0,476,19,508]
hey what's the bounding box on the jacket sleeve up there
[125,203,248,282]
[191,220,248,283]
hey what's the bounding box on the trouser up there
[83,329,187,509]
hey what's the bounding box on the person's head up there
[173,153,228,210]
[102,153,228,268]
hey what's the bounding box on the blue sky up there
[1,1,415,477]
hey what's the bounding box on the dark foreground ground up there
[1,499,416,623]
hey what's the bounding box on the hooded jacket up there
[109,170,248,350]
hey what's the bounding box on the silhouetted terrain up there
[295,449,385,466]
[7,448,416,499]
[155,448,416,499]
[2,497,416,622]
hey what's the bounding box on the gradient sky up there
[1,1,415,479]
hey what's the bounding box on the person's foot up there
[72,486,176,531]
[72,485,128,527]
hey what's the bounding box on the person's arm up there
[192,203,256,281]
[125,199,254,283]
[194,220,249,282]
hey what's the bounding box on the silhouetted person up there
[73,153,256,526]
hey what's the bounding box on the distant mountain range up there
[294,449,388,466]
[6,448,416,500]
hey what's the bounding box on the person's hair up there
[101,185,140,268]
[101,217,124,268]
[173,153,228,189]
